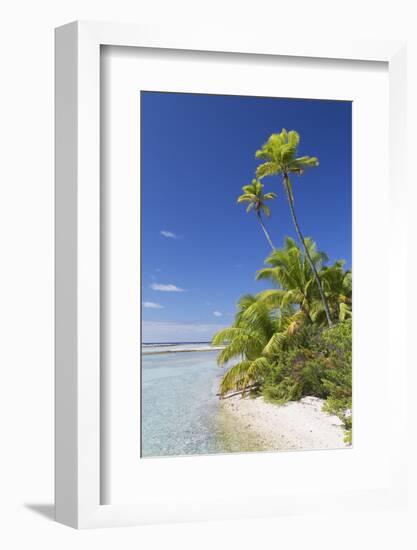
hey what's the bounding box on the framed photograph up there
[55,21,407,528]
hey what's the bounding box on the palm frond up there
[339,302,352,321]
[219,360,253,395]
[212,327,246,346]
[217,333,263,365]
[219,356,271,396]
[290,156,319,172]
[256,161,280,179]
[236,195,252,203]
[256,288,286,308]
[263,331,288,355]
[261,204,271,217]
[238,301,274,337]
[287,130,300,147]
[255,267,282,284]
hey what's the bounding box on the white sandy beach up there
[221,395,348,451]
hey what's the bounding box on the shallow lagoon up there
[141,348,268,457]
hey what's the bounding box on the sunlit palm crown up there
[255,128,319,180]
[256,237,328,316]
[256,238,351,325]
[237,179,277,217]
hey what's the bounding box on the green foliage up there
[212,295,278,396]
[264,376,302,404]
[255,129,319,180]
[262,325,328,403]
[256,237,351,328]
[219,356,271,397]
[237,179,277,216]
[261,320,352,438]
[320,320,352,438]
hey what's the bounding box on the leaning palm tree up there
[255,129,333,327]
[212,291,310,396]
[237,179,277,251]
[212,295,276,396]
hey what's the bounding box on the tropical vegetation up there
[212,129,352,442]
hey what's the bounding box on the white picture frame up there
[55,21,407,529]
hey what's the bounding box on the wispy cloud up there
[213,311,222,317]
[160,230,181,239]
[143,301,164,309]
[150,283,185,292]
[142,321,226,342]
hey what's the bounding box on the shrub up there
[262,320,352,439]
[321,320,352,440]
[264,376,303,403]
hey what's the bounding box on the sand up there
[220,395,348,451]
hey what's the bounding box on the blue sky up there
[141,92,351,342]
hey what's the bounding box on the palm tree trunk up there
[256,211,275,251]
[283,174,333,327]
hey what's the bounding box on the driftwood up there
[217,385,259,400]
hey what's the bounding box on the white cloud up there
[143,301,163,309]
[160,230,180,239]
[142,321,226,342]
[213,311,222,317]
[150,283,184,292]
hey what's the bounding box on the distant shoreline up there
[143,341,211,346]
[142,346,225,356]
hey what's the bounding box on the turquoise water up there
[141,348,266,457]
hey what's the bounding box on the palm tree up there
[256,237,328,324]
[212,295,276,396]
[314,260,352,323]
[237,179,277,251]
[255,129,333,327]
[212,287,311,396]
